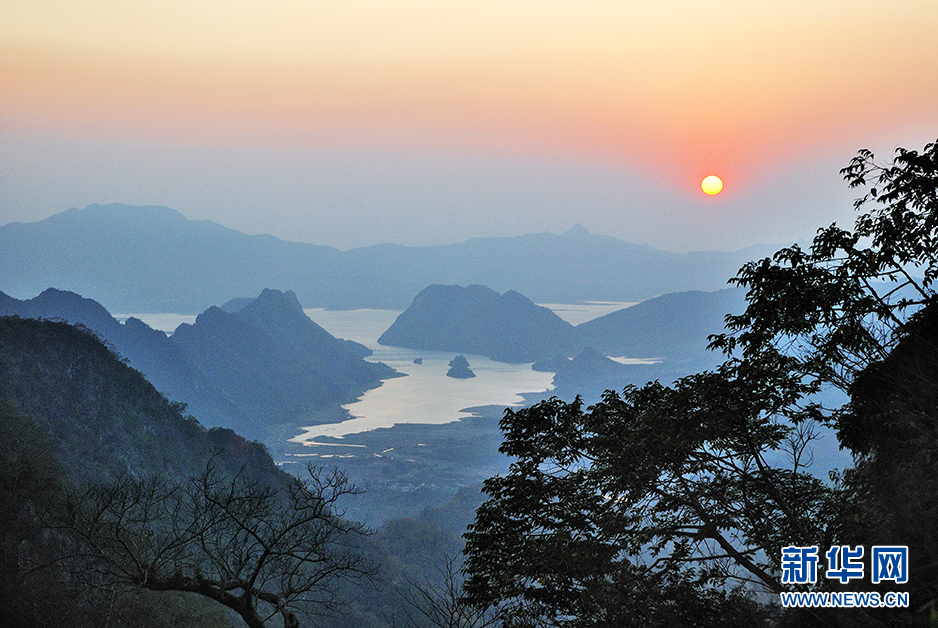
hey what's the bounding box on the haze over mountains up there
[1,278,747,440]
[0,200,770,593]
[0,203,774,312]
[380,284,745,364]
[171,288,397,432]
[0,201,759,436]
[0,314,500,627]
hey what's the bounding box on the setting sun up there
[701,175,724,196]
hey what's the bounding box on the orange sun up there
[701,175,724,195]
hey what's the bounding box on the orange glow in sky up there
[1,1,937,250]
[3,1,937,188]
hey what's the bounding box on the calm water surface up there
[117,303,635,441]
[293,308,554,441]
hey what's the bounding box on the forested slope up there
[0,315,279,484]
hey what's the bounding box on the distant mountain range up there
[0,287,398,439]
[0,203,774,312]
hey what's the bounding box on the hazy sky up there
[2,1,936,251]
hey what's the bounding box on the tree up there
[390,555,500,628]
[63,460,373,628]
[715,140,938,620]
[713,139,938,404]
[838,297,938,619]
[462,374,826,627]
[0,401,240,628]
[462,139,938,626]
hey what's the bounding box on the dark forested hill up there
[0,315,501,628]
[0,203,773,311]
[0,315,389,628]
[0,316,281,485]
[0,287,233,426]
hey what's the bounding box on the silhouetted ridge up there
[56,202,190,226]
[563,223,591,237]
[378,284,574,363]
[219,296,254,313]
[0,288,231,428]
[13,287,122,336]
[378,284,745,368]
[0,203,777,311]
[172,289,399,430]
[574,288,746,359]
[1,287,399,438]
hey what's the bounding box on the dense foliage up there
[0,400,235,628]
[462,370,827,627]
[463,140,938,627]
[0,315,280,484]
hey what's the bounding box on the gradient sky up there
[2,1,936,251]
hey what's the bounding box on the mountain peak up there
[564,224,591,237]
[3,288,123,337]
[248,288,305,314]
[61,203,189,224]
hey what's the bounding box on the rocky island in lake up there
[446,355,476,378]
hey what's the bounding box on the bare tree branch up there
[60,460,373,628]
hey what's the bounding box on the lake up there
[116,301,635,442]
